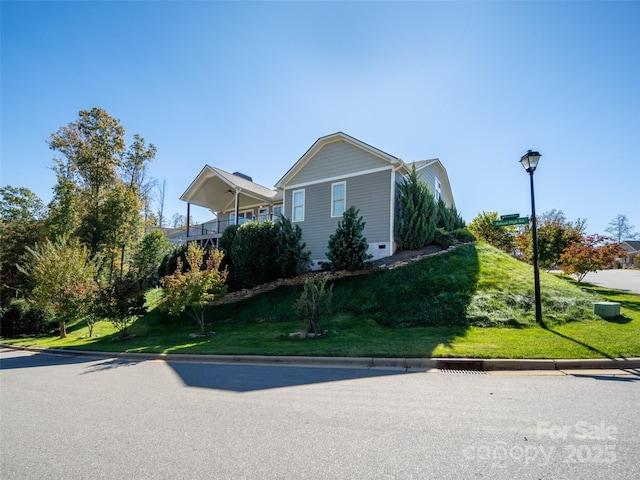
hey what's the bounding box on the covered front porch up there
[180,166,282,247]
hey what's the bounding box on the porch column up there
[186,202,191,237]
[234,190,240,225]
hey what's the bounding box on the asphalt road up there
[1,348,639,480]
[581,269,640,294]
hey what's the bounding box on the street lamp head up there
[520,150,541,173]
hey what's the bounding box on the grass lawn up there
[2,244,639,359]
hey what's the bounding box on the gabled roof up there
[622,240,640,253]
[180,165,280,212]
[275,132,402,188]
[405,158,442,172]
[208,167,278,199]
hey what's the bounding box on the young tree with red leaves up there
[160,243,227,335]
[558,234,626,284]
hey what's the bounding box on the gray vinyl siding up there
[289,140,392,186]
[416,164,454,207]
[285,169,392,263]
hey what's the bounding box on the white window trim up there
[331,181,346,218]
[273,204,283,217]
[435,177,442,202]
[292,189,305,222]
[230,209,253,225]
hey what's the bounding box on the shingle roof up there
[209,166,279,200]
[622,240,640,253]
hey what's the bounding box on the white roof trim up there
[275,132,401,188]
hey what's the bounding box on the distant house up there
[180,132,456,269]
[621,240,640,266]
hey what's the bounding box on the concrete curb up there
[2,344,640,371]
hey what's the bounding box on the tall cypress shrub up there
[326,206,372,271]
[276,216,311,277]
[395,165,437,249]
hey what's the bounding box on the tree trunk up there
[120,244,126,280]
[59,322,67,338]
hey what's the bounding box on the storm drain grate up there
[440,369,488,375]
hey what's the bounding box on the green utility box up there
[593,302,621,318]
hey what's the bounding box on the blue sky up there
[2,0,639,236]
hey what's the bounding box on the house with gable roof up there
[621,240,640,266]
[180,132,456,269]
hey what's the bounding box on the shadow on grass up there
[604,315,632,325]
[542,326,614,359]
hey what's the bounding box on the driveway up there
[581,269,640,294]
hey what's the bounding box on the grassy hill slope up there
[211,243,600,328]
[3,243,639,359]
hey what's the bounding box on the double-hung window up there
[331,181,346,217]
[435,177,442,202]
[292,189,305,222]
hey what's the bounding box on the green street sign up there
[492,217,529,227]
[500,213,520,220]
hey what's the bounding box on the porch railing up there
[186,214,282,239]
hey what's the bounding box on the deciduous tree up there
[0,187,47,305]
[19,237,98,337]
[515,209,585,269]
[94,278,147,338]
[468,211,516,253]
[161,243,227,335]
[47,107,156,278]
[558,234,626,284]
[131,230,174,286]
[605,214,638,242]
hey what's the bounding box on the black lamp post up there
[520,150,543,326]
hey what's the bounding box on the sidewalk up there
[3,344,640,371]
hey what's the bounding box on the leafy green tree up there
[0,186,47,221]
[94,277,147,338]
[161,243,227,335]
[46,164,82,239]
[395,165,437,249]
[326,206,372,271]
[122,134,157,222]
[19,237,98,338]
[0,187,47,306]
[49,107,126,215]
[47,107,155,279]
[102,184,144,282]
[276,216,311,278]
[515,209,585,269]
[131,230,174,286]
[295,277,333,334]
[468,211,516,253]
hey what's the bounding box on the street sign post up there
[492,217,529,227]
